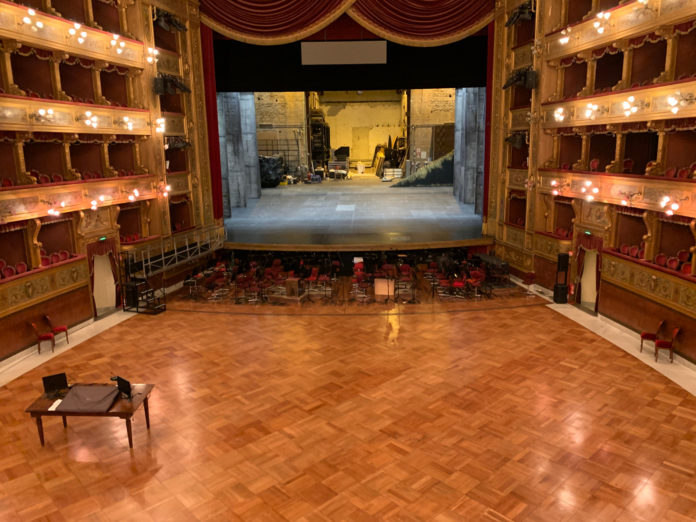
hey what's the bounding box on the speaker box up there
[553,283,568,304]
[557,253,569,272]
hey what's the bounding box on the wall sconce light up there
[31,107,54,123]
[78,110,98,127]
[47,208,60,216]
[559,27,571,45]
[618,190,641,206]
[622,96,648,117]
[666,91,695,114]
[114,116,133,131]
[158,181,171,198]
[110,34,126,54]
[155,117,165,133]
[146,47,159,64]
[20,8,44,31]
[660,195,680,215]
[550,179,570,196]
[580,180,597,201]
[553,107,566,122]
[593,11,611,34]
[90,199,98,211]
[585,103,601,119]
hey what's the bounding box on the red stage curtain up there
[200,0,355,45]
[347,0,494,47]
[201,24,223,220]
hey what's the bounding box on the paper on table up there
[48,400,62,411]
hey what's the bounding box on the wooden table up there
[26,383,154,449]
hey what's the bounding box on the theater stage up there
[223,179,485,251]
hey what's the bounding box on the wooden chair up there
[655,327,680,363]
[31,322,55,354]
[44,315,68,344]
[640,319,664,352]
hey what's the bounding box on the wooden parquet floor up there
[2,301,696,521]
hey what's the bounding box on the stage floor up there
[224,179,483,249]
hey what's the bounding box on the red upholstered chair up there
[619,244,630,255]
[50,253,61,264]
[44,314,68,343]
[15,261,27,274]
[677,167,690,179]
[1,177,12,187]
[640,319,664,352]
[629,245,639,258]
[655,253,667,266]
[40,256,50,267]
[3,265,15,278]
[664,167,677,178]
[59,250,69,261]
[637,248,645,259]
[51,173,63,183]
[589,158,600,171]
[677,250,689,263]
[31,322,55,354]
[655,327,681,363]
[681,263,693,276]
[561,163,570,170]
[623,158,634,173]
[516,217,525,226]
[667,257,680,271]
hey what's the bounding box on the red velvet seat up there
[623,158,634,173]
[589,158,600,171]
[664,167,677,178]
[681,263,693,275]
[1,177,12,187]
[655,253,667,267]
[38,173,51,184]
[15,261,27,274]
[677,250,689,263]
[655,327,681,363]
[629,245,639,258]
[667,257,680,271]
[640,319,664,352]
[59,250,69,261]
[50,253,61,264]
[40,256,50,267]
[44,314,68,343]
[2,265,15,278]
[52,173,63,183]
[31,322,55,353]
[677,167,690,179]
[619,244,630,255]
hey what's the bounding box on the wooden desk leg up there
[143,397,150,429]
[125,418,133,449]
[35,416,45,446]
[62,416,67,428]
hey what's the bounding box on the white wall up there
[317,90,406,162]
[92,254,116,314]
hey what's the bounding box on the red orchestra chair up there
[31,322,55,354]
[655,327,681,363]
[640,319,664,353]
[44,314,68,344]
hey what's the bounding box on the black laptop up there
[42,373,69,399]
[114,376,132,400]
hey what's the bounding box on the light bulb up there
[671,203,679,211]
[586,195,594,201]
[552,189,559,196]
[35,21,43,29]
[27,8,35,15]
[621,200,628,206]
[91,200,97,206]
[592,187,599,193]
[666,209,674,216]
[99,195,105,202]
[22,16,31,24]
[128,195,135,201]
[165,185,171,191]
[585,180,592,186]
[550,180,558,186]
[133,189,139,196]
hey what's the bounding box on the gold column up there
[25,218,42,269]
[616,45,632,91]
[609,131,625,173]
[0,40,23,95]
[50,52,70,101]
[101,139,117,178]
[61,138,81,181]
[573,133,590,171]
[660,33,677,83]
[13,134,35,185]
[92,61,109,106]
[581,58,596,96]
[642,211,659,262]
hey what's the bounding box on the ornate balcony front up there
[0,94,151,134]
[545,0,696,61]
[0,174,157,224]
[602,250,696,319]
[0,1,145,68]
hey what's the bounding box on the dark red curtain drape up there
[348,0,494,46]
[201,24,223,220]
[201,0,494,47]
[200,0,355,45]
